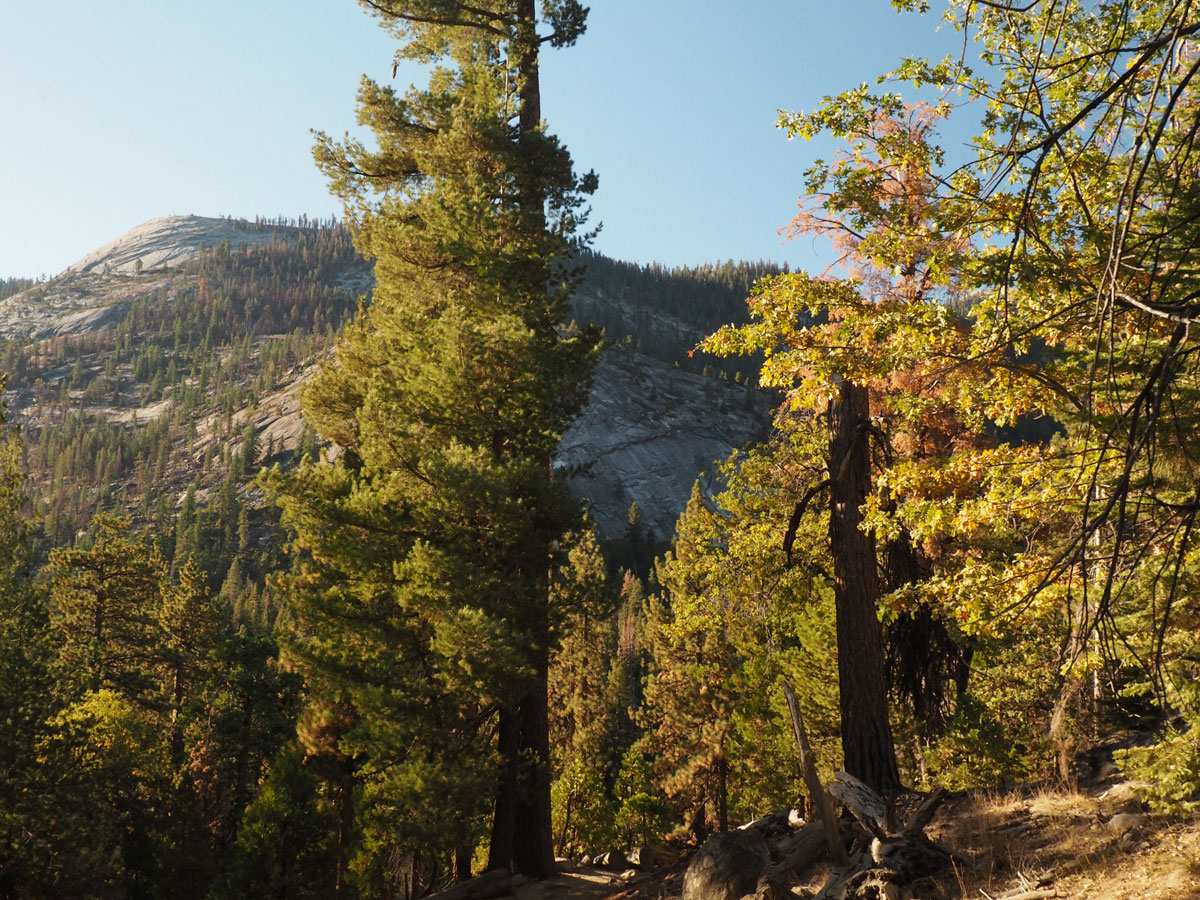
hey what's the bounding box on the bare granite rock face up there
[559,344,766,541]
[67,215,301,276]
[0,273,155,340]
[0,216,307,340]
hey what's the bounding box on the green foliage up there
[1118,725,1200,815]
[639,537,737,832]
[47,514,167,703]
[0,397,58,899]
[848,0,1200,733]
[214,744,339,900]
[0,485,301,898]
[612,749,674,849]
[1114,656,1200,813]
[922,695,1035,791]
[551,758,615,857]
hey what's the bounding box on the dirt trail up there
[510,865,627,900]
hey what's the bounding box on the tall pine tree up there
[270,0,599,881]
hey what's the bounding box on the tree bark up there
[513,652,554,878]
[715,755,729,833]
[487,1,558,880]
[828,377,901,796]
[454,844,473,884]
[335,770,355,897]
[488,706,518,872]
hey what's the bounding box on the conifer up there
[270,0,600,878]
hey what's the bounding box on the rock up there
[739,810,794,835]
[683,830,769,900]
[579,855,592,866]
[558,344,767,541]
[627,845,676,870]
[1108,812,1149,836]
[67,215,300,277]
[595,850,628,870]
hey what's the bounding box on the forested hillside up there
[6,1,1200,900]
[1,221,360,556]
[0,216,766,554]
[573,253,781,378]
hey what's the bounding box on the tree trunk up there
[488,706,518,872]
[715,755,729,833]
[170,660,185,767]
[335,770,355,897]
[516,0,541,142]
[783,681,848,866]
[513,652,554,879]
[453,844,473,884]
[495,0,565,879]
[828,377,901,796]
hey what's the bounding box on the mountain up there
[0,215,771,553]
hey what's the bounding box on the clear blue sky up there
[0,1,966,278]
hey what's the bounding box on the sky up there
[0,1,968,279]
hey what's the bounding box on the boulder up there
[627,845,677,870]
[1108,812,1149,836]
[595,850,627,870]
[683,830,769,900]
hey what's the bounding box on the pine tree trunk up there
[170,660,185,767]
[828,377,901,796]
[453,844,473,884]
[508,5,556,874]
[514,653,553,878]
[516,0,541,144]
[488,706,518,871]
[715,755,729,833]
[335,771,355,897]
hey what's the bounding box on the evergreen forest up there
[5,1,1200,899]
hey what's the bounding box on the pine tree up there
[214,744,338,900]
[47,515,166,704]
[547,526,621,855]
[271,0,600,879]
[157,555,223,765]
[174,485,196,572]
[639,487,737,833]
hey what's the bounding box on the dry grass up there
[920,781,1200,899]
